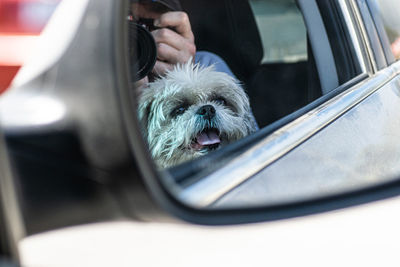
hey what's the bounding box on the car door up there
[170,0,400,210]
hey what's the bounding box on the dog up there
[138,62,258,168]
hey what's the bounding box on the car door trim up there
[352,0,385,71]
[338,0,368,74]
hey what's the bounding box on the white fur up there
[138,62,257,168]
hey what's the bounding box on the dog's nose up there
[197,105,216,120]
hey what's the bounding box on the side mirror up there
[0,0,143,235]
[1,0,400,244]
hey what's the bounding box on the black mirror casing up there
[0,0,167,236]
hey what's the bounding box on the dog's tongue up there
[196,129,220,145]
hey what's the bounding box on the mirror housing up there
[1,0,400,241]
[0,0,162,235]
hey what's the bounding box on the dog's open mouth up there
[191,128,221,151]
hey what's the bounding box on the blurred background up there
[0,0,60,93]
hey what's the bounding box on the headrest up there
[181,0,263,82]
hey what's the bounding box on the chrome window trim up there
[338,0,368,74]
[349,0,378,73]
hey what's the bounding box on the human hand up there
[391,37,400,60]
[151,11,196,76]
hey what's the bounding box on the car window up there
[249,0,307,64]
[370,0,400,60]
[182,0,322,128]
[246,0,317,128]
[129,0,372,209]
[134,0,368,174]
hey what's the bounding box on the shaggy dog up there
[138,62,257,168]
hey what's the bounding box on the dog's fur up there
[138,62,257,168]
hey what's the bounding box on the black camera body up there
[136,18,161,32]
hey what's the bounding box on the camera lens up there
[128,21,157,81]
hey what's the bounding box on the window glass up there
[136,0,364,172]
[373,0,400,60]
[249,0,307,63]
[131,0,376,209]
[244,0,316,128]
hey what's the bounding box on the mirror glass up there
[131,0,400,209]
[133,0,312,163]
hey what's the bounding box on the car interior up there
[181,0,322,128]
[165,0,328,183]
[164,0,365,187]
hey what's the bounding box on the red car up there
[0,0,60,93]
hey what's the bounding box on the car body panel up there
[176,0,382,208]
[178,62,400,208]
[174,0,400,209]
[215,64,400,207]
[18,194,400,267]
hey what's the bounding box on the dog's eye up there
[214,97,227,106]
[171,105,187,117]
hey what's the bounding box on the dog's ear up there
[137,90,154,134]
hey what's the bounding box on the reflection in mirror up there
[372,0,400,60]
[131,0,315,204]
[133,0,312,167]
[137,63,258,168]
[129,0,390,210]
[132,0,260,169]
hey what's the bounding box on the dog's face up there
[138,63,257,168]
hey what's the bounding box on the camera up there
[136,18,160,32]
[128,20,157,82]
